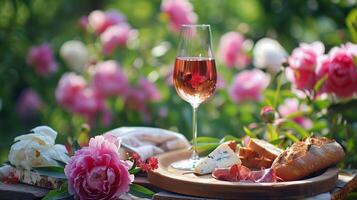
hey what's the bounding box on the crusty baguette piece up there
[240,156,273,169]
[247,138,283,160]
[272,136,345,181]
[238,147,259,158]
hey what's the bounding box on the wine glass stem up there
[191,105,199,161]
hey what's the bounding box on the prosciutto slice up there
[212,164,279,183]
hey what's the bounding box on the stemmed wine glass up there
[171,24,217,170]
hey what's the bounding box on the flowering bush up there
[1,1,357,171]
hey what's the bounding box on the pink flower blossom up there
[218,32,250,68]
[92,60,129,97]
[100,23,135,55]
[72,88,105,121]
[78,16,89,30]
[55,73,86,110]
[26,43,57,76]
[16,89,42,120]
[316,46,357,98]
[161,0,197,33]
[64,135,133,200]
[278,98,312,129]
[88,10,126,34]
[125,87,147,112]
[286,42,324,91]
[138,77,161,101]
[229,69,270,103]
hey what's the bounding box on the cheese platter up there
[148,136,345,199]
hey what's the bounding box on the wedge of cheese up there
[194,143,241,174]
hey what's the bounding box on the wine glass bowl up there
[171,24,217,170]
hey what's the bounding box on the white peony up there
[8,126,69,170]
[60,40,88,70]
[253,38,287,74]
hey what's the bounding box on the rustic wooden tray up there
[148,149,339,200]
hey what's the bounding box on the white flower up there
[60,40,88,70]
[253,38,287,73]
[8,126,69,170]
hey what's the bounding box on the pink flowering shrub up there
[286,42,324,91]
[229,69,270,103]
[92,60,129,97]
[88,10,126,34]
[26,43,57,76]
[64,135,133,199]
[286,42,357,98]
[161,0,197,33]
[16,89,42,120]
[218,32,250,68]
[55,72,87,110]
[138,77,161,101]
[72,88,105,121]
[278,98,313,129]
[316,45,357,98]
[100,24,136,55]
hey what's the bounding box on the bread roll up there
[272,136,345,181]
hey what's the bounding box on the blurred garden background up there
[1,0,357,169]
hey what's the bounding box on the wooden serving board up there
[148,149,339,200]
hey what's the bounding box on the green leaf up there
[129,184,155,198]
[129,168,141,174]
[346,8,357,43]
[243,126,255,137]
[33,166,66,179]
[280,120,309,139]
[219,135,241,143]
[196,143,219,156]
[195,137,220,143]
[42,182,71,200]
[313,74,328,93]
[269,137,284,145]
[285,132,299,142]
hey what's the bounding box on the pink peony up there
[88,10,126,34]
[316,46,357,98]
[92,60,129,97]
[55,72,86,110]
[286,42,324,91]
[78,16,89,30]
[161,0,197,33]
[26,43,57,76]
[218,32,250,68]
[100,24,135,55]
[65,135,133,200]
[16,89,42,120]
[278,98,312,129]
[138,77,161,101]
[72,88,105,121]
[125,87,147,112]
[229,69,270,103]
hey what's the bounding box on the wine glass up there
[171,24,217,170]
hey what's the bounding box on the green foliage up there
[42,182,71,200]
[129,184,155,199]
[0,0,356,168]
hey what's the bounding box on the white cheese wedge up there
[194,143,241,174]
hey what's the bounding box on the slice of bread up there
[238,147,259,158]
[240,156,273,169]
[247,138,283,160]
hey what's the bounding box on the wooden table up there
[0,170,356,200]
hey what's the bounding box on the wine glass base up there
[171,158,201,170]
